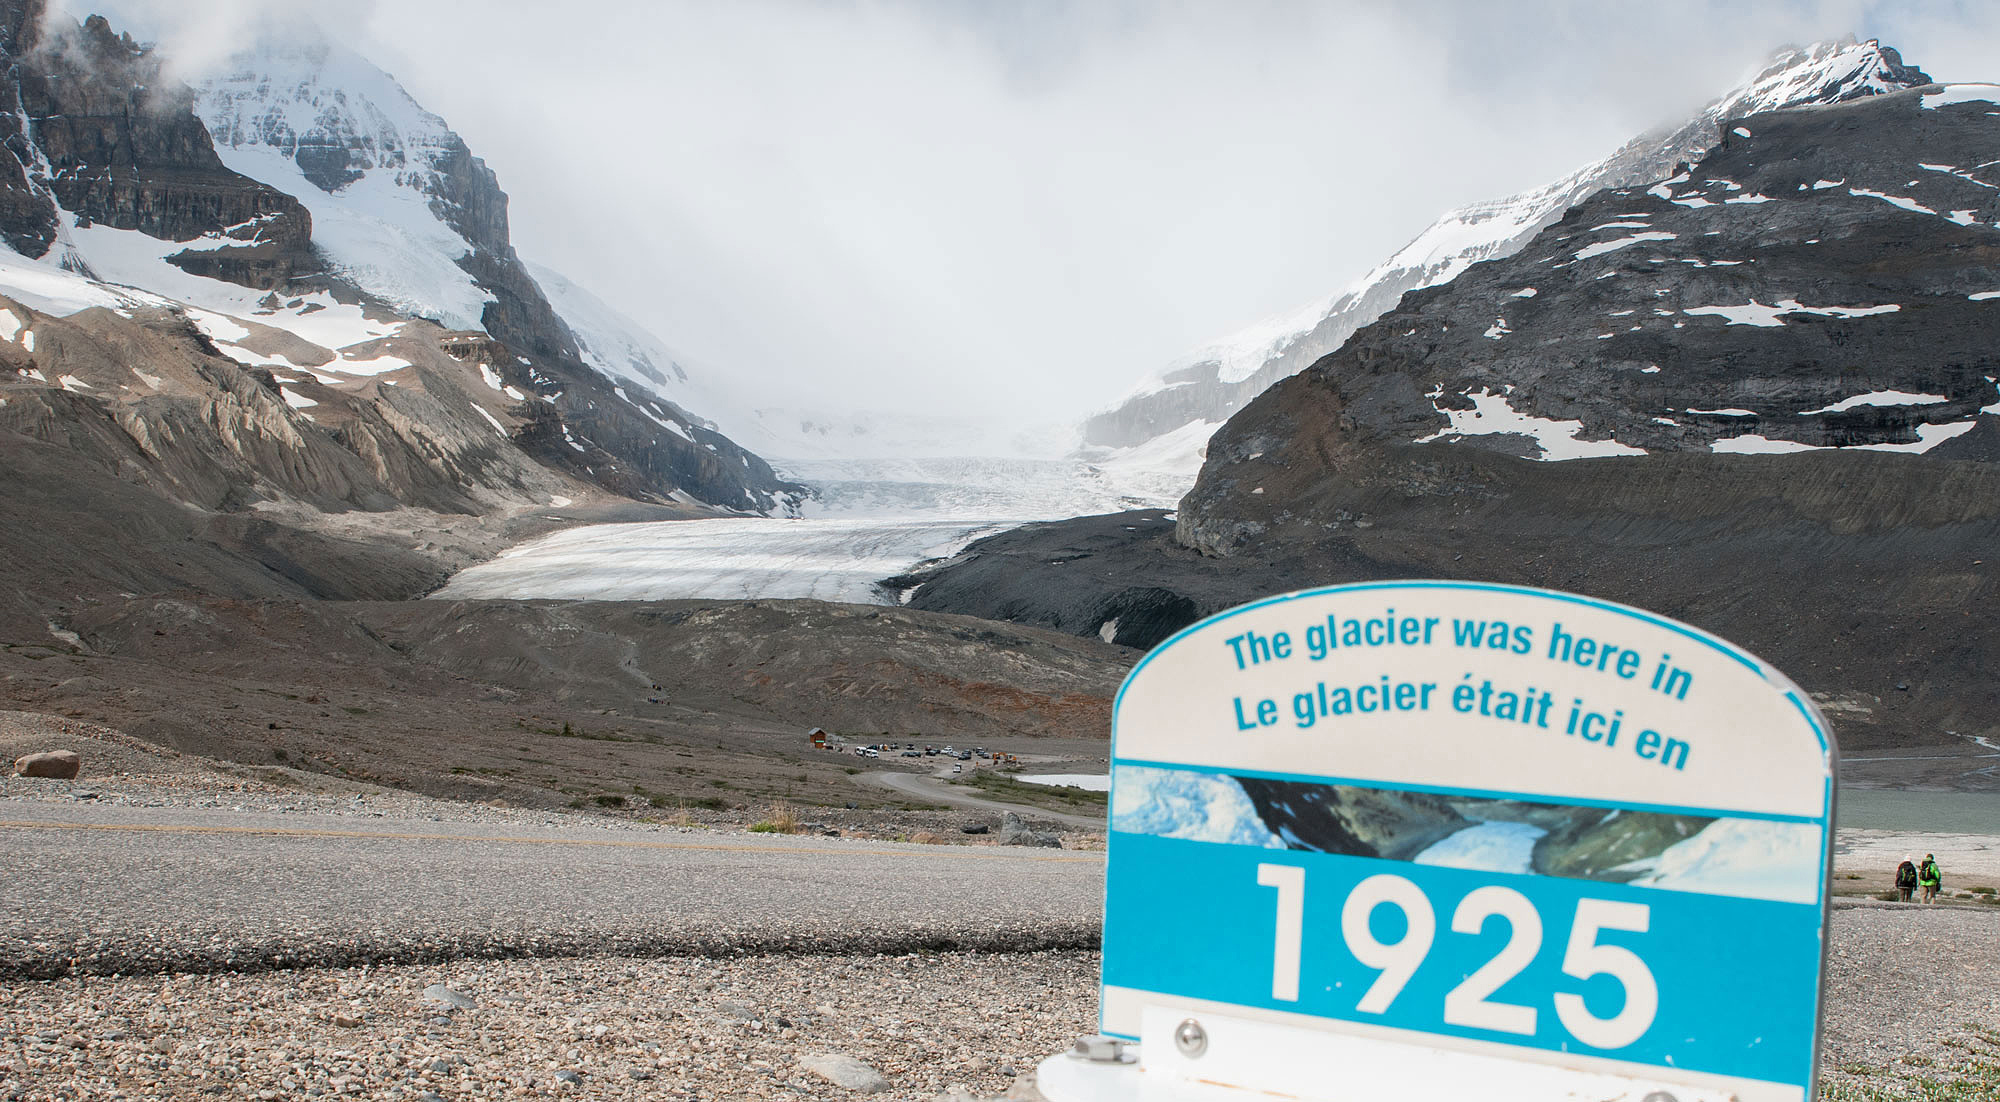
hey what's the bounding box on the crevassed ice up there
[1109,765,1281,848]
[1415,821,1545,873]
[1619,819,1824,904]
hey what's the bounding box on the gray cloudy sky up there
[75,2,2000,425]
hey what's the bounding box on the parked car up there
[952,764,963,774]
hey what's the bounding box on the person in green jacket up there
[1919,854,1942,903]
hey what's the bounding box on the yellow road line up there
[0,819,1101,863]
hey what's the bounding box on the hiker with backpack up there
[1919,853,1942,903]
[1895,856,1918,902]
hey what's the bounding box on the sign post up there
[1040,581,1835,1102]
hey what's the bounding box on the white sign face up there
[1099,582,1834,1102]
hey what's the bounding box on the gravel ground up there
[0,951,1094,1101]
[0,712,1104,847]
[3,906,1997,1100]
[1819,903,2000,1098]
[8,717,2000,1099]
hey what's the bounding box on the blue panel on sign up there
[1104,831,1821,1086]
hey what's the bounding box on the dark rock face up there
[895,511,1218,649]
[0,1,315,287]
[1529,809,1709,881]
[440,334,799,513]
[1082,38,1934,456]
[1238,779,1467,860]
[907,86,2000,752]
[0,299,563,517]
[1180,87,2000,555]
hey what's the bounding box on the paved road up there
[860,766,1108,830]
[0,802,1104,978]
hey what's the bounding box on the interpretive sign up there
[1056,581,1834,1102]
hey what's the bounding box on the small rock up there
[70,790,98,800]
[803,1053,890,1093]
[998,812,1060,848]
[423,984,476,1010]
[419,1094,446,1102]
[555,1069,584,1085]
[959,823,989,835]
[429,1059,452,1074]
[332,1013,363,1029]
[13,750,81,779]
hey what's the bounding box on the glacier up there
[1110,766,1282,849]
[432,450,1183,604]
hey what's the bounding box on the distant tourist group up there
[1895,854,1942,902]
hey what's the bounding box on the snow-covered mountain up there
[0,0,799,515]
[195,33,501,335]
[1081,37,1935,482]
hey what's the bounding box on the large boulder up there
[13,749,80,778]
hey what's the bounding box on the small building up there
[807,727,828,749]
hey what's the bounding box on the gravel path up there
[0,800,1102,981]
[859,770,1105,831]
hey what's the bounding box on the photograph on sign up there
[1081,581,1835,1102]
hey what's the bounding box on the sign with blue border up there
[1101,582,1833,1102]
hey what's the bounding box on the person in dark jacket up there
[1896,857,1919,902]
[1919,854,1942,903]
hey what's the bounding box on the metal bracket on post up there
[1039,1001,1743,1102]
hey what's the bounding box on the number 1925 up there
[1256,865,1658,1049]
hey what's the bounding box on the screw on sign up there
[1036,582,1835,1102]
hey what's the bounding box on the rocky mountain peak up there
[195,24,535,341]
[1079,37,1938,465]
[1723,38,1930,115]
